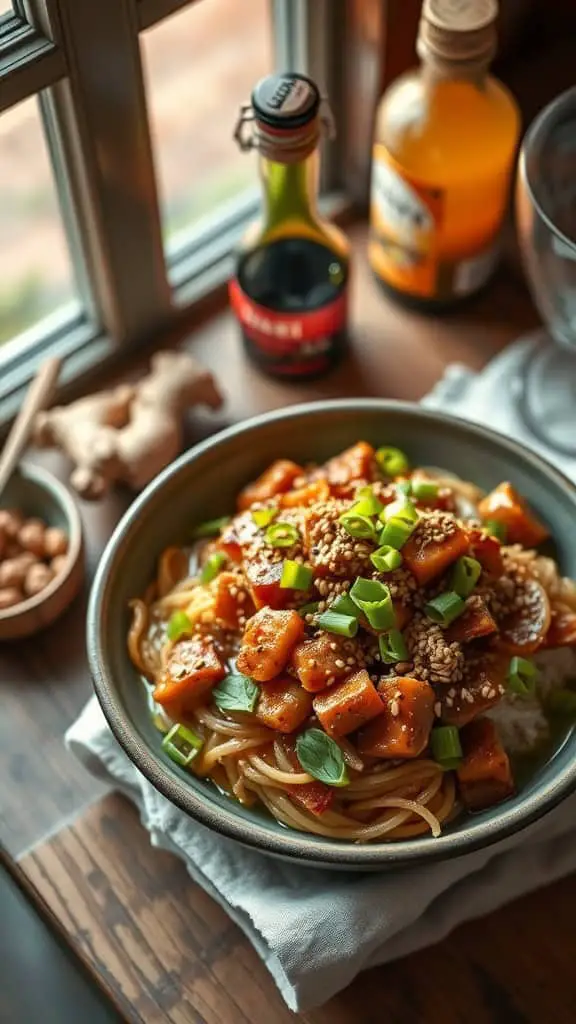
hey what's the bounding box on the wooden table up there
[3,226,576,1022]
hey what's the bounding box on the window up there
[0,0,370,414]
[0,98,77,347]
[141,0,271,252]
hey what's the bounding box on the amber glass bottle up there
[369,0,521,308]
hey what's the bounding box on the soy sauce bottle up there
[230,72,351,379]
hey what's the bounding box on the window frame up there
[0,0,388,420]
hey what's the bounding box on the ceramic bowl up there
[88,400,576,869]
[0,463,85,640]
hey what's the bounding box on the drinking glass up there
[515,87,576,454]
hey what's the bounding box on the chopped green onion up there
[412,480,439,500]
[352,487,384,517]
[330,592,360,618]
[296,729,349,787]
[298,601,320,618]
[317,610,359,638]
[547,688,576,716]
[424,591,465,626]
[252,506,278,528]
[265,521,300,548]
[371,545,403,573]
[381,498,418,525]
[431,725,462,769]
[200,550,227,584]
[213,673,259,713]
[376,446,410,477]
[338,512,378,542]
[507,656,537,698]
[484,518,507,542]
[191,516,230,539]
[167,610,193,642]
[396,480,412,497]
[379,629,408,664]
[350,577,396,631]
[350,577,390,602]
[161,723,204,767]
[451,556,482,599]
[379,518,414,550]
[280,560,314,590]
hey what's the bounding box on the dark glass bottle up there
[230,72,351,379]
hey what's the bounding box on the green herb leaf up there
[296,728,350,787]
[212,673,259,713]
[191,516,230,539]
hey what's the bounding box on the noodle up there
[157,546,189,597]
[127,445,573,845]
[247,753,313,785]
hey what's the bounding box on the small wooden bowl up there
[0,463,84,639]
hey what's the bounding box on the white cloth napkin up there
[66,341,576,1012]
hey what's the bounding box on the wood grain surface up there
[21,793,576,1024]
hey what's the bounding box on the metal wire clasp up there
[233,104,257,151]
[233,95,336,152]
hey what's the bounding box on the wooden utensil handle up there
[0,358,62,500]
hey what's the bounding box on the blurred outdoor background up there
[0,0,270,344]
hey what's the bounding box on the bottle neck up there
[258,148,320,235]
[421,55,490,88]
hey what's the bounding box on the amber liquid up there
[369,69,521,307]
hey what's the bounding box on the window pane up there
[0,98,77,345]
[0,2,13,15]
[141,0,272,247]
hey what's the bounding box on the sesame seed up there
[335,658,345,669]
[329,642,337,651]
[390,700,400,717]
[434,701,442,718]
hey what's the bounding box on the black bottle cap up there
[251,73,320,130]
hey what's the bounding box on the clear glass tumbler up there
[515,86,576,454]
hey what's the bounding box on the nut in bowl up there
[88,401,576,869]
[0,463,84,639]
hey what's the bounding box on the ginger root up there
[33,350,223,499]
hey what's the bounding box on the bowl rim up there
[88,398,576,867]
[0,462,84,622]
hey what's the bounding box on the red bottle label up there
[229,277,348,376]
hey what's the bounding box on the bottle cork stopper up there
[418,0,498,67]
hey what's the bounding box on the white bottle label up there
[371,160,434,250]
[453,244,500,295]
